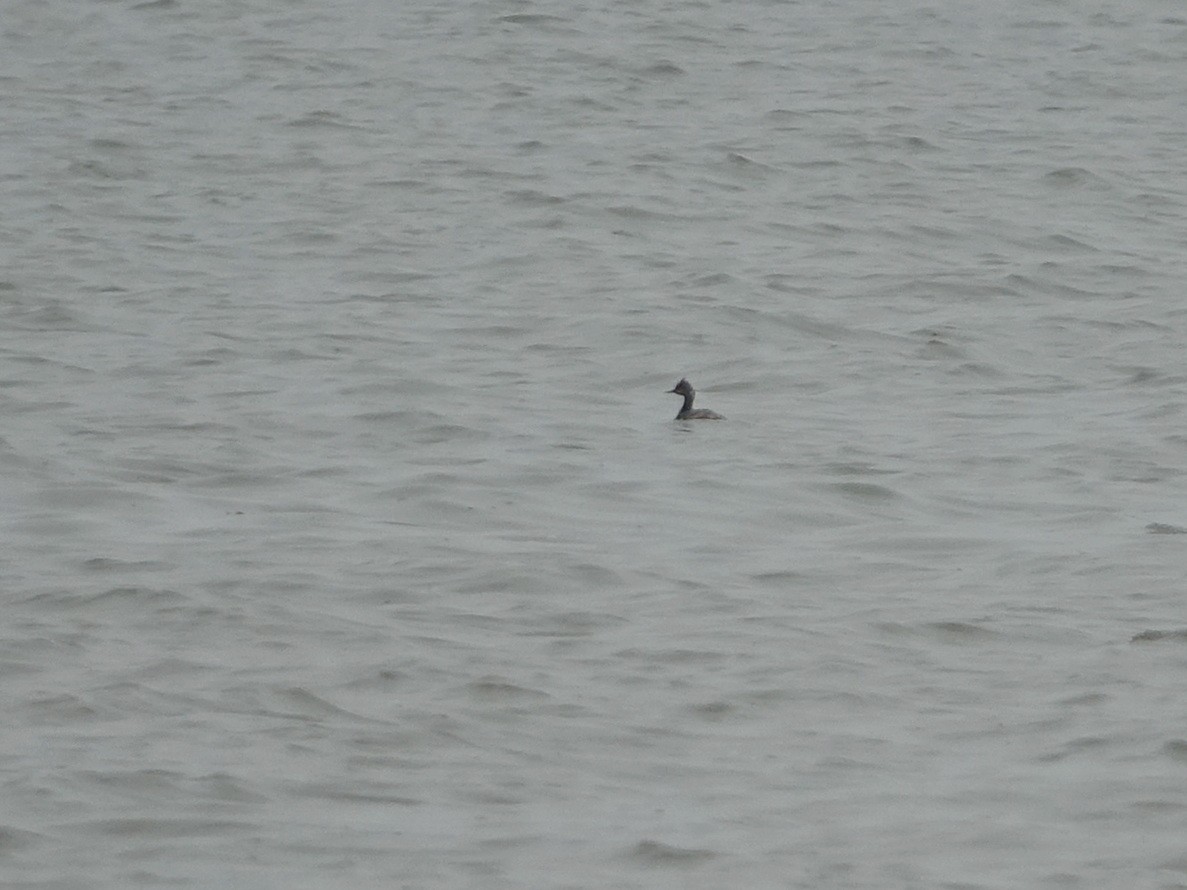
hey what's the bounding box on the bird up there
[667,378,724,420]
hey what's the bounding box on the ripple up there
[630,840,716,865]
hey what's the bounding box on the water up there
[5,1,1187,887]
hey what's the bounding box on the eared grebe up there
[667,378,724,420]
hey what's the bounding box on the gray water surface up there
[5,1,1187,887]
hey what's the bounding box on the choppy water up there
[5,1,1187,887]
